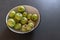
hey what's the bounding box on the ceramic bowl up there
[6,5,40,34]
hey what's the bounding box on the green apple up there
[22,24,26,29]
[9,11,16,17]
[27,13,32,20]
[14,23,21,30]
[21,17,28,24]
[23,12,27,17]
[32,14,38,21]
[18,6,25,12]
[7,18,15,27]
[21,28,27,32]
[28,20,33,23]
[14,17,20,23]
[15,13,22,20]
[26,25,32,31]
[21,25,27,32]
[28,22,34,28]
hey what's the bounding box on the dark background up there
[0,0,60,40]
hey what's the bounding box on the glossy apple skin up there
[7,18,15,27]
[23,12,27,17]
[18,6,25,12]
[9,11,16,17]
[15,13,22,20]
[21,17,28,24]
[28,22,34,28]
[26,25,32,31]
[21,24,27,32]
[14,23,21,30]
[27,13,32,20]
[32,14,38,21]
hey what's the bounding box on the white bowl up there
[6,5,40,34]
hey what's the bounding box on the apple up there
[18,6,25,12]
[7,18,15,27]
[21,17,28,24]
[28,20,33,23]
[28,22,34,28]
[15,13,22,20]
[9,11,16,17]
[14,23,21,30]
[21,25,27,32]
[27,13,32,20]
[23,12,27,17]
[32,14,38,21]
[26,25,32,31]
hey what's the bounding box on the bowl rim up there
[6,5,40,34]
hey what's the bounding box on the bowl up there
[6,5,40,34]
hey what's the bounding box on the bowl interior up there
[6,5,40,34]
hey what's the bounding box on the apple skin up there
[7,18,15,27]
[21,24,27,32]
[18,6,25,12]
[21,17,28,24]
[15,13,22,20]
[27,13,32,20]
[14,23,21,30]
[9,11,16,17]
[26,25,32,31]
[28,22,34,28]
[32,14,38,21]
[23,12,27,17]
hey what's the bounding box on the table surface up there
[0,0,60,40]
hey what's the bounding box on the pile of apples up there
[7,6,38,32]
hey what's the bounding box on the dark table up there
[0,0,60,40]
